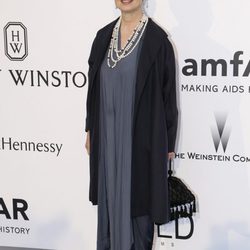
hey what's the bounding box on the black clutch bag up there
[168,159,196,221]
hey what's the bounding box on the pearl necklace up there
[107,14,149,68]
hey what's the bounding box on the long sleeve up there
[85,33,98,132]
[162,38,178,152]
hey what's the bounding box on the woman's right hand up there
[85,131,90,155]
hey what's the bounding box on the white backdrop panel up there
[0,0,250,250]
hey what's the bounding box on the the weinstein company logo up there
[4,22,28,61]
[175,112,250,163]
[211,113,230,153]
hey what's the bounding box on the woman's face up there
[115,0,143,14]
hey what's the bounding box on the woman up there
[85,0,178,249]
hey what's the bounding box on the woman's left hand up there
[168,152,175,160]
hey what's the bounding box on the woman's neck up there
[120,9,144,29]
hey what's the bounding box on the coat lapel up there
[132,18,163,136]
[89,18,118,95]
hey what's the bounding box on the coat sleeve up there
[84,32,98,132]
[162,38,178,152]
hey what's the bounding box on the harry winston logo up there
[211,112,230,153]
[4,22,28,61]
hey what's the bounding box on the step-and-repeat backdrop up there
[1,0,250,249]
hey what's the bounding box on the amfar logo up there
[211,113,230,153]
[182,51,250,77]
[0,197,29,220]
[0,197,31,236]
[4,22,28,61]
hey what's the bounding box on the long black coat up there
[85,17,178,225]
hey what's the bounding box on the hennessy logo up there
[4,22,28,61]
[211,113,230,153]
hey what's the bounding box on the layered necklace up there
[107,14,149,68]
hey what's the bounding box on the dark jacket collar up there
[91,17,164,76]
[90,17,165,122]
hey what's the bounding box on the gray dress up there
[97,25,154,250]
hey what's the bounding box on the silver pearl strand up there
[107,14,148,68]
